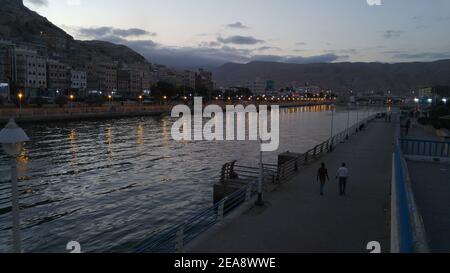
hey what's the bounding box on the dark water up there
[0,105,379,252]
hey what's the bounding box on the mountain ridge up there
[0,0,147,65]
[212,60,450,94]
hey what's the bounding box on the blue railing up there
[400,139,450,158]
[393,146,414,253]
[134,180,258,253]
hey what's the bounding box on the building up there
[84,60,117,92]
[47,59,68,93]
[116,63,153,98]
[117,69,141,97]
[14,47,47,96]
[182,70,196,90]
[266,80,275,92]
[419,87,433,98]
[0,41,14,85]
[246,78,266,95]
[196,68,214,92]
[70,69,87,91]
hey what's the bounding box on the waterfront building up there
[117,63,153,98]
[196,68,214,93]
[15,47,47,96]
[182,70,196,90]
[246,78,266,95]
[0,40,14,86]
[47,59,68,94]
[419,87,433,98]
[117,68,142,97]
[84,60,117,93]
[69,69,87,93]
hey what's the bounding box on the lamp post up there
[18,93,23,116]
[356,108,360,132]
[69,94,74,108]
[346,105,350,140]
[329,104,335,152]
[256,139,264,206]
[0,118,30,253]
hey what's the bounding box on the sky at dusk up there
[24,0,450,68]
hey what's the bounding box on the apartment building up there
[47,59,68,92]
[15,47,47,94]
[70,69,87,91]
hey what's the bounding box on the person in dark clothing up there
[406,119,411,135]
[317,163,330,196]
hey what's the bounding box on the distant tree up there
[429,102,450,129]
[30,96,47,108]
[85,95,106,106]
[152,81,177,99]
[55,96,68,107]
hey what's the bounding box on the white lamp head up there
[0,119,29,157]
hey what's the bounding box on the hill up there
[212,60,450,94]
[0,0,147,65]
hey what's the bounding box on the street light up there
[0,118,30,253]
[108,95,113,106]
[346,105,350,140]
[256,139,264,206]
[18,93,23,115]
[69,94,75,108]
[329,104,335,152]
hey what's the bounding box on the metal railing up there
[391,115,429,253]
[134,180,258,253]
[275,116,376,183]
[134,114,377,253]
[400,139,450,158]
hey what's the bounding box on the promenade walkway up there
[190,120,395,253]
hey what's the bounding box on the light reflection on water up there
[0,105,380,252]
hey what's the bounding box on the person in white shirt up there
[336,163,349,196]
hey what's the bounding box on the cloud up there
[390,51,450,60]
[384,30,403,39]
[24,0,48,7]
[339,48,358,54]
[295,42,307,46]
[77,26,156,39]
[226,22,249,29]
[67,25,342,68]
[257,46,281,51]
[217,35,264,45]
[250,53,342,64]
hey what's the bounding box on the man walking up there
[336,163,349,196]
[317,162,329,196]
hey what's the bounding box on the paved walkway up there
[408,161,450,253]
[190,120,395,253]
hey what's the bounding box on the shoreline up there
[0,101,333,125]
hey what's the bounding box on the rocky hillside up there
[0,0,147,65]
[212,60,450,94]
